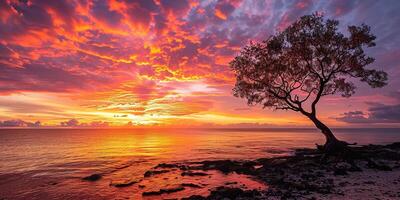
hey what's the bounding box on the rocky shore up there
[178,142,400,199]
[81,142,400,199]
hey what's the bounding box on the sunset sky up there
[0,0,399,127]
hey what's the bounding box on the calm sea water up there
[0,128,399,199]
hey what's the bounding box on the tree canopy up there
[230,13,387,117]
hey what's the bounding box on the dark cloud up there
[153,13,168,33]
[90,0,123,27]
[0,119,41,127]
[125,0,157,29]
[335,111,370,123]
[368,103,400,122]
[36,0,76,23]
[60,119,80,127]
[169,39,199,67]
[11,2,53,28]
[160,0,190,15]
[114,114,128,118]
[60,119,109,127]
[386,91,400,102]
[87,121,109,127]
[116,0,161,31]
[336,102,400,124]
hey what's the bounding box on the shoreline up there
[144,142,400,199]
[1,142,399,199]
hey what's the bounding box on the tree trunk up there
[308,114,338,143]
[306,114,346,154]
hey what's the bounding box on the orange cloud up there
[215,8,227,20]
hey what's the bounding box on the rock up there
[155,163,180,168]
[200,160,245,174]
[295,148,320,156]
[142,186,185,196]
[363,181,375,185]
[372,150,400,160]
[181,171,209,176]
[338,181,348,187]
[224,181,237,185]
[387,142,400,149]
[348,164,362,172]
[82,174,102,181]
[182,195,206,200]
[181,183,203,188]
[206,187,261,199]
[110,180,140,187]
[144,169,170,177]
[301,173,317,180]
[367,160,392,171]
[332,162,351,175]
[334,168,348,176]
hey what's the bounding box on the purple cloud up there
[60,119,109,127]
[336,92,400,124]
[0,119,41,127]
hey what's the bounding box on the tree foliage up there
[230,13,387,116]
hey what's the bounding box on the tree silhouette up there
[230,13,387,153]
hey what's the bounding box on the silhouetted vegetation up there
[231,13,388,154]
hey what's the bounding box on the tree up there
[230,13,388,153]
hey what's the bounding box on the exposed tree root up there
[316,140,359,162]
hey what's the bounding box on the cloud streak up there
[336,92,400,124]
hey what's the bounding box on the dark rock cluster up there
[81,142,400,199]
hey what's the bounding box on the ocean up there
[0,128,399,199]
